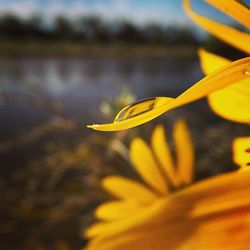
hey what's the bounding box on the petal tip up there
[87,124,100,128]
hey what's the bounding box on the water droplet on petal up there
[243,64,250,75]
[114,97,173,122]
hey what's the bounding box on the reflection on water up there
[0,57,201,129]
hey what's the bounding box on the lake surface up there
[0,57,202,135]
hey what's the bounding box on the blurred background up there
[0,0,249,249]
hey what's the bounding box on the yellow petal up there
[208,81,250,124]
[233,137,250,168]
[85,198,167,239]
[85,222,110,238]
[102,176,158,205]
[199,49,250,124]
[206,0,250,29]
[130,138,168,194]
[87,57,250,131]
[86,170,250,250]
[173,119,194,185]
[88,210,250,250]
[151,125,181,188]
[85,199,167,240]
[183,0,250,55]
[95,201,141,221]
[198,48,230,74]
[87,97,175,131]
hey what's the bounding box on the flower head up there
[85,122,250,250]
[86,119,193,227]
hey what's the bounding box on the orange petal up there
[184,0,250,54]
[86,171,250,250]
[206,0,250,29]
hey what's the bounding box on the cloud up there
[0,0,38,16]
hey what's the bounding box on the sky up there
[0,0,249,26]
[0,0,188,24]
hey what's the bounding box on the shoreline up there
[0,41,197,59]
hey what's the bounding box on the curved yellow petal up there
[183,0,250,55]
[199,49,250,124]
[233,137,250,168]
[88,97,175,131]
[85,198,167,239]
[95,201,141,221]
[130,138,168,194]
[88,209,250,250]
[198,48,230,74]
[86,170,250,250]
[151,124,181,188]
[102,176,158,205]
[208,81,250,124]
[87,57,250,131]
[173,119,194,185]
[206,0,250,29]
[85,222,110,238]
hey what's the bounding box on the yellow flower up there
[87,0,250,131]
[85,122,250,250]
[184,0,250,124]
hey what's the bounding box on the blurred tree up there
[53,15,74,40]
[25,14,45,38]
[116,21,144,44]
[143,23,165,44]
[0,12,201,47]
[176,27,199,45]
[165,25,199,45]
[76,16,110,43]
[0,14,25,39]
[201,33,245,60]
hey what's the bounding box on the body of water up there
[0,57,201,134]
